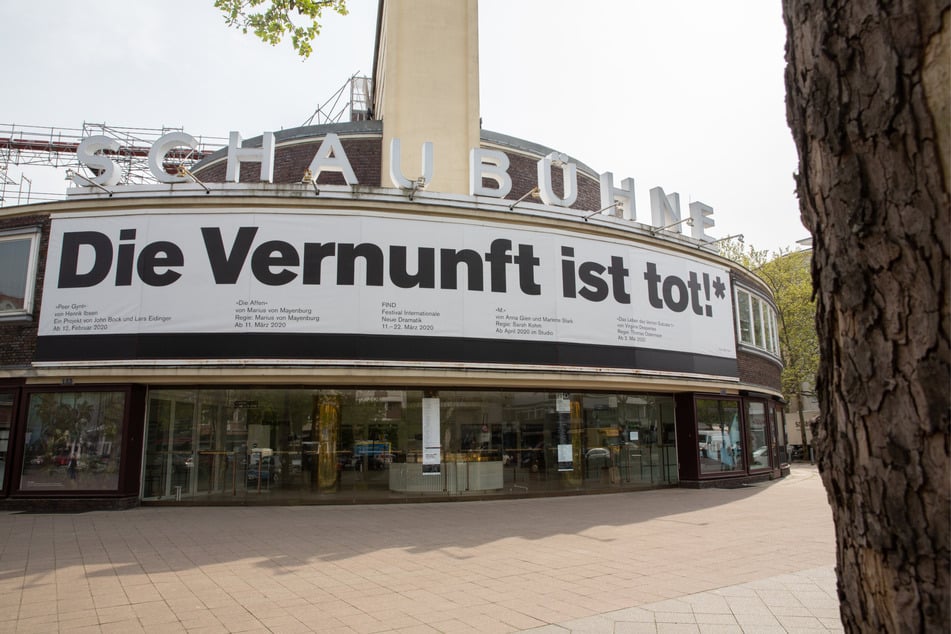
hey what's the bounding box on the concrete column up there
[375,0,480,195]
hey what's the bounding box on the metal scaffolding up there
[0,123,224,206]
[1,75,372,207]
[300,73,373,126]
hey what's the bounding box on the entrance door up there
[746,401,771,471]
[770,403,787,465]
[145,389,314,501]
[0,392,13,491]
[144,394,224,499]
[143,396,196,499]
[339,417,398,494]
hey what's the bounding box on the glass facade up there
[694,397,784,477]
[771,402,787,465]
[746,401,770,470]
[696,398,743,474]
[0,392,12,490]
[142,388,678,503]
[0,386,789,502]
[20,391,126,491]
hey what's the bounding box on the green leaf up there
[214,0,349,58]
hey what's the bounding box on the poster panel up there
[421,397,441,475]
[37,209,737,368]
[39,212,735,350]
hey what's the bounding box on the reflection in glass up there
[142,388,679,503]
[0,237,31,312]
[0,393,12,489]
[736,287,780,357]
[737,291,752,344]
[20,391,125,491]
[772,403,787,465]
[752,297,765,348]
[696,398,743,474]
[747,401,770,470]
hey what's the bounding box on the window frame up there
[695,396,745,476]
[734,285,780,359]
[0,226,42,321]
[0,389,18,494]
[745,399,772,472]
[15,386,131,495]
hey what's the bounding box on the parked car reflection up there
[247,455,277,484]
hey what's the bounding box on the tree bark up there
[783,1,950,631]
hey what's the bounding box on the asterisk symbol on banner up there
[713,276,726,299]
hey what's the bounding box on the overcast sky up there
[0,1,807,253]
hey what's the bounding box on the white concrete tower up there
[373,0,481,195]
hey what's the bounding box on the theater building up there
[0,1,787,509]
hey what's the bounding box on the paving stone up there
[0,465,841,634]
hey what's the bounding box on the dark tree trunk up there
[783,1,950,631]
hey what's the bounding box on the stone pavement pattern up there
[525,567,841,633]
[0,465,839,633]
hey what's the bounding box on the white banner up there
[38,209,736,359]
[422,397,441,474]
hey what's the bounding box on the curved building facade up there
[0,0,788,508]
[0,119,788,509]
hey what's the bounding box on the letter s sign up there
[74,136,121,187]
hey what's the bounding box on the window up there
[752,296,764,348]
[696,398,743,474]
[20,391,126,491]
[770,311,780,353]
[737,292,752,343]
[735,286,780,357]
[747,401,770,470]
[0,228,41,319]
[142,388,680,502]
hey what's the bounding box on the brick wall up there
[736,349,783,391]
[191,130,605,212]
[729,269,782,391]
[500,151,601,212]
[193,138,383,187]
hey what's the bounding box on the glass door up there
[143,395,196,499]
[144,388,316,501]
[195,401,232,497]
[614,395,676,485]
[0,392,13,491]
[747,401,771,471]
[771,403,787,465]
[339,397,395,495]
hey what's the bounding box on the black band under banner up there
[35,332,738,378]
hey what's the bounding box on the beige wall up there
[375,0,480,195]
[786,393,820,445]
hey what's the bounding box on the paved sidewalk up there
[524,567,841,633]
[0,465,839,633]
